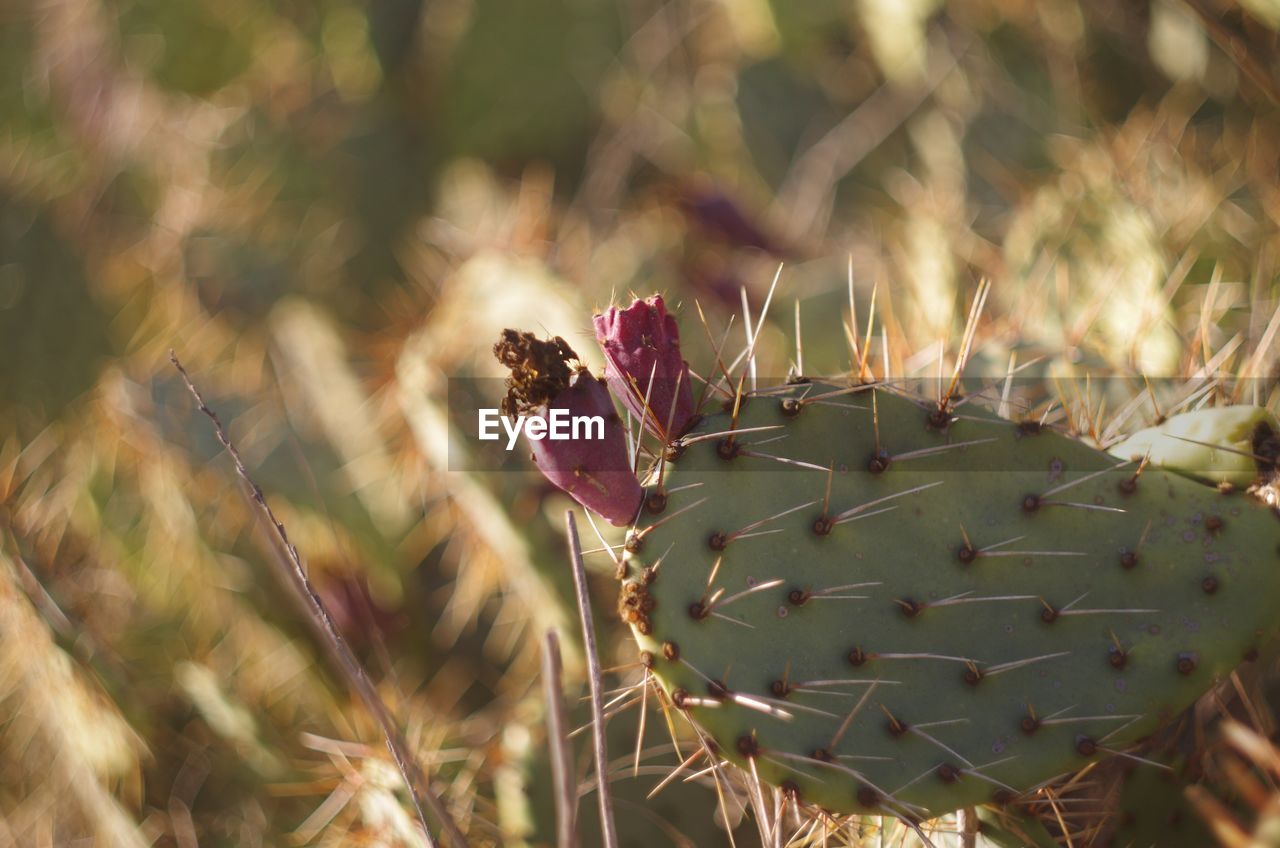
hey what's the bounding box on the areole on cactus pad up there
[497,294,1280,823]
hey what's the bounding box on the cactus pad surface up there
[619,381,1280,818]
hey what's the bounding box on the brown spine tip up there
[1120,550,1139,570]
[1022,494,1041,513]
[661,641,680,661]
[936,762,961,783]
[867,449,892,475]
[736,734,759,758]
[1202,575,1219,595]
[1076,736,1098,757]
[1176,652,1198,675]
[926,407,952,431]
[1108,647,1129,670]
[847,646,868,666]
[645,491,668,514]
[716,438,740,461]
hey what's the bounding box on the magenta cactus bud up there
[494,330,642,526]
[530,371,643,526]
[593,295,696,441]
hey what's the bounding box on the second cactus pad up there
[619,381,1280,819]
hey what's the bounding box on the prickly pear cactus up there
[618,380,1280,819]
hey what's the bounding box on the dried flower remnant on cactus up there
[494,330,641,526]
[494,329,580,417]
[593,295,695,442]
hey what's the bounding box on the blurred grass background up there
[2,0,1280,845]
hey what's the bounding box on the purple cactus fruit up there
[494,330,642,526]
[593,295,696,441]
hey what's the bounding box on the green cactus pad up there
[619,381,1280,820]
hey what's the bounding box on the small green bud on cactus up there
[1107,405,1279,487]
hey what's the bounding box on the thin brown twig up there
[564,510,619,848]
[168,351,465,848]
[959,806,978,848]
[543,629,578,848]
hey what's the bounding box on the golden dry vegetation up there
[3,0,1280,845]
